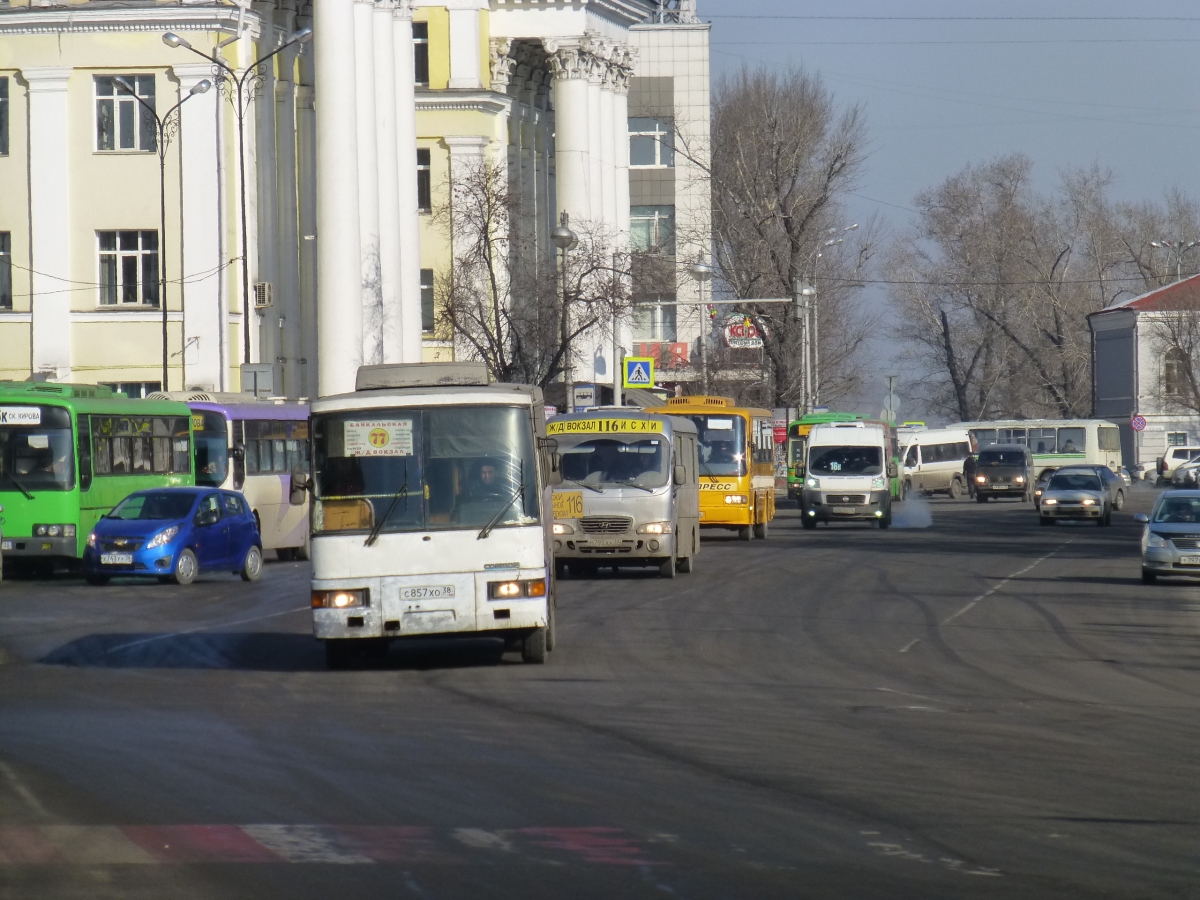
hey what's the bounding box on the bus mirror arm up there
[887,460,898,479]
[673,464,686,486]
[289,475,310,507]
[231,444,246,462]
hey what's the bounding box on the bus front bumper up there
[801,490,890,522]
[1,535,78,560]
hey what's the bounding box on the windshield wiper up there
[364,458,408,548]
[1,473,33,500]
[564,477,603,493]
[478,460,525,540]
[611,479,655,493]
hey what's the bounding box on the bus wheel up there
[737,525,752,541]
[659,556,676,578]
[85,573,109,586]
[677,555,693,574]
[172,549,198,586]
[753,520,768,540]
[522,627,548,664]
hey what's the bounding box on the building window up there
[0,77,9,156]
[1168,432,1189,447]
[413,22,430,86]
[421,268,435,333]
[630,206,675,255]
[99,382,162,399]
[0,233,10,310]
[417,148,432,212]
[98,231,159,306]
[632,296,677,341]
[95,75,156,152]
[1164,347,1190,397]
[629,117,674,168]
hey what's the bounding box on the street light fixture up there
[164,27,313,370]
[1149,239,1200,281]
[687,259,713,394]
[796,223,858,412]
[551,212,578,410]
[113,75,211,391]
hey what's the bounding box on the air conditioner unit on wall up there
[253,282,274,310]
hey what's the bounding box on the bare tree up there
[432,159,634,388]
[702,66,877,408]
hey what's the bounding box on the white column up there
[548,43,589,227]
[296,64,318,399]
[586,56,604,226]
[374,0,404,365]
[598,73,616,237]
[447,2,483,89]
[275,45,302,399]
[353,0,381,366]
[316,0,363,396]
[175,64,223,391]
[24,67,72,381]
[237,30,261,368]
[612,59,632,245]
[394,1,423,362]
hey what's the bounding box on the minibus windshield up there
[311,406,539,535]
[809,445,882,476]
[559,437,668,488]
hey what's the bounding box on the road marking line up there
[106,606,309,654]
[898,639,921,653]
[941,541,1074,627]
[0,759,51,820]
[241,824,373,864]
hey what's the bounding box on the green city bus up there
[0,382,193,573]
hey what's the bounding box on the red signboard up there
[635,342,690,369]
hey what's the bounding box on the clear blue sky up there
[700,0,1200,417]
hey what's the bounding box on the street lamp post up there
[796,223,858,411]
[687,259,713,394]
[551,212,578,411]
[163,27,312,370]
[114,76,211,391]
[1149,239,1200,281]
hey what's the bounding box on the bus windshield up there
[194,412,229,487]
[0,406,75,494]
[559,437,668,488]
[809,445,882,476]
[686,414,746,477]
[311,406,539,535]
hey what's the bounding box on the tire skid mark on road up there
[940,540,1076,628]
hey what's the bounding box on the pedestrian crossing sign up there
[623,356,655,389]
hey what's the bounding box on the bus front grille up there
[580,516,633,534]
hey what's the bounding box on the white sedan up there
[1038,468,1111,527]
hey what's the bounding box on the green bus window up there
[78,415,92,491]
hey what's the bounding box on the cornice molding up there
[0,6,263,39]
[415,90,511,116]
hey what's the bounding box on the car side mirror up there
[673,464,686,485]
[194,509,220,527]
[1133,513,1149,524]
[290,475,309,506]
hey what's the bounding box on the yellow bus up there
[659,396,776,540]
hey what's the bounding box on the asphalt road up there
[1,483,1198,899]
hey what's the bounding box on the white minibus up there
[801,421,896,529]
[900,428,971,499]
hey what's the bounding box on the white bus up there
[306,363,557,668]
[961,419,1122,476]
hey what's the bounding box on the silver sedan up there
[1038,468,1111,526]
[1136,490,1200,584]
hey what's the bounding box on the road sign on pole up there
[623,356,655,389]
[1131,414,1147,432]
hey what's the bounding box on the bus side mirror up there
[673,464,686,486]
[231,444,246,462]
[887,459,898,479]
[290,475,310,506]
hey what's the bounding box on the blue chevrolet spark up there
[83,487,262,586]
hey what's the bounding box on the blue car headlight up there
[145,525,180,550]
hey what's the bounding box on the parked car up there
[83,487,262,585]
[1170,458,1200,487]
[1038,467,1112,526]
[1135,491,1200,584]
[973,444,1033,502]
[1156,446,1200,483]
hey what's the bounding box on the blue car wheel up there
[173,549,198,585]
[240,545,263,582]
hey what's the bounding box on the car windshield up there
[686,415,746,477]
[110,492,196,520]
[559,437,668,488]
[0,406,75,493]
[979,450,1024,466]
[1048,472,1102,492]
[809,445,882,476]
[193,412,229,487]
[1153,497,1200,523]
[311,405,539,535]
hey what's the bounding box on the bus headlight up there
[33,524,75,538]
[724,494,747,504]
[552,522,574,535]
[805,477,820,489]
[636,522,673,534]
[312,589,369,609]
[871,476,886,490]
[145,525,180,549]
[488,579,546,599]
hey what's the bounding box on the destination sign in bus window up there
[547,418,663,435]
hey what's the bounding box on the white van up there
[901,428,971,499]
[1157,446,1200,482]
[801,421,895,529]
